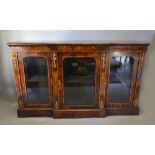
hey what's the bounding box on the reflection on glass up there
[63,58,95,105]
[24,57,49,104]
[108,55,134,103]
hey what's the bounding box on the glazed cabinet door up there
[18,53,53,108]
[105,52,139,107]
[57,52,100,109]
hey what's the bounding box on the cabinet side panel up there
[133,52,145,107]
[128,53,140,105]
[11,52,24,108]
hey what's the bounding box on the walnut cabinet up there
[8,43,149,118]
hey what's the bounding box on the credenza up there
[8,42,149,118]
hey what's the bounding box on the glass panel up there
[63,58,95,106]
[24,57,49,104]
[108,55,134,103]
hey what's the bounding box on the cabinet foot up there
[17,108,53,117]
[106,107,139,115]
[53,109,106,118]
[17,107,139,118]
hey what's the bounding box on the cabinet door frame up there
[58,52,100,109]
[18,52,53,108]
[105,52,140,107]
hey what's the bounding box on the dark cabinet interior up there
[8,43,149,118]
[24,57,49,104]
[63,58,96,106]
[108,56,134,103]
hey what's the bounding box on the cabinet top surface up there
[7,41,149,46]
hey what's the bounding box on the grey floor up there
[0,98,155,125]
